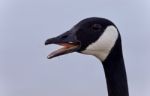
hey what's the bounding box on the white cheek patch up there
[82,26,119,61]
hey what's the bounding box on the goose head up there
[45,17,119,61]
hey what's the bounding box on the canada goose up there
[45,17,129,96]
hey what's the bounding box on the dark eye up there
[91,24,102,31]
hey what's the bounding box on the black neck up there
[102,36,129,96]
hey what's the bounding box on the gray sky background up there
[0,0,150,96]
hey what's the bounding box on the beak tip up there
[45,42,48,45]
[45,37,56,45]
[45,40,50,45]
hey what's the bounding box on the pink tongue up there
[47,43,78,59]
[60,43,75,48]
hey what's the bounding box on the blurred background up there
[0,0,150,96]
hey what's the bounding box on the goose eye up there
[91,24,102,31]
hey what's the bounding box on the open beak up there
[45,31,80,59]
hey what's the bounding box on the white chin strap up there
[82,26,119,61]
